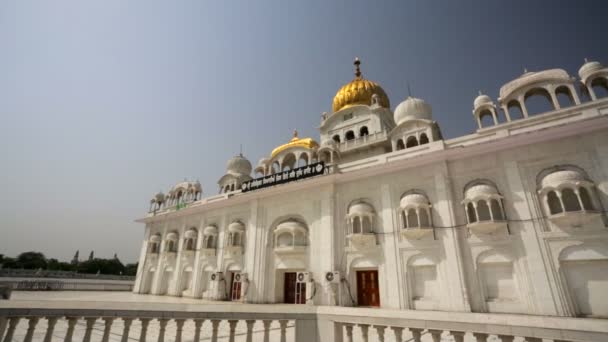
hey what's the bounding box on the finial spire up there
[407,82,412,97]
[478,90,483,96]
[523,67,528,74]
[354,57,362,78]
[584,57,589,63]
[293,129,298,138]
[239,144,243,156]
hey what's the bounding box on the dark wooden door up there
[284,272,306,304]
[356,270,380,307]
[230,273,241,301]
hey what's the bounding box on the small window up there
[491,199,504,220]
[477,201,491,221]
[562,188,581,212]
[579,187,595,211]
[343,113,354,121]
[406,136,418,148]
[396,139,405,150]
[467,203,477,223]
[345,131,355,141]
[547,191,563,215]
[332,135,341,143]
[419,133,429,145]
[359,126,369,137]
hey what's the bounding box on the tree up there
[16,252,47,269]
[124,263,139,276]
[77,258,125,275]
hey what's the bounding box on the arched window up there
[463,181,506,233]
[419,209,430,227]
[273,220,308,250]
[399,192,433,239]
[297,154,309,168]
[345,130,355,141]
[524,88,554,116]
[555,85,575,108]
[591,77,608,99]
[352,216,361,234]
[272,161,280,174]
[507,100,524,120]
[396,139,405,150]
[332,135,341,143]
[281,153,296,171]
[491,199,504,220]
[467,203,477,223]
[359,126,369,137]
[407,209,417,228]
[562,188,581,212]
[579,187,595,211]
[406,136,418,148]
[479,110,495,128]
[547,191,563,215]
[419,133,429,145]
[477,201,491,221]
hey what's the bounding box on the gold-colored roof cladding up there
[271,130,319,158]
[332,57,390,112]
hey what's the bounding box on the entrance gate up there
[356,270,380,307]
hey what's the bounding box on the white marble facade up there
[134,58,608,319]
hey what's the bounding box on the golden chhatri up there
[332,57,390,113]
[270,129,319,158]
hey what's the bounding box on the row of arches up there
[332,126,369,144]
[395,133,429,151]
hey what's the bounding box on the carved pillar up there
[498,335,515,342]
[23,317,39,342]
[473,332,489,342]
[211,319,221,342]
[391,327,403,342]
[279,320,288,342]
[429,329,442,342]
[451,331,465,342]
[157,318,168,342]
[359,324,369,342]
[228,320,238,342]
[0,317,6,340]
[174,319,185,342]
[139,318,151,342]
[409,328,423,342]
[121,318,133,342]
[82,317,97,342]
[43,317,58,342]
[2,317,20,342]
[101,317,115,342]
[344,324,354,342]
[375,325,386,342]
[245,320,255,342]
[63,317,78,342]
[193,319,204,342]
[518,96,529,117]
[262,320,272,342]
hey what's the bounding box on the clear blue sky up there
[1,1,606,263]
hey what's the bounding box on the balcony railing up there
[337,131,388,153]
[2,298,607,342]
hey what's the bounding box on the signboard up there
[241,162,325,193]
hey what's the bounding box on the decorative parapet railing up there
[1,299,607,342]
[0,269,135,281]
[337,131,388,153]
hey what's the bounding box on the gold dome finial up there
[293,129,298,139]
[354,57,362,79]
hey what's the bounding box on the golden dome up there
[332,58,390,112]
[271,130,319,158]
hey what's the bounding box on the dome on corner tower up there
[332,58,390,112]
[226,154,252,176]
[394,96,432,125]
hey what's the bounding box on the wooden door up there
[356,270,380,307]
[284,272,297,303]
[230,273,241,301]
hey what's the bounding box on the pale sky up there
[1,1,607,263]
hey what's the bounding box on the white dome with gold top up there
[332,58,390,113]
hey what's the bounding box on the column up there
[391,327,403,342]
[428,329,442,342]
[550,90,561,110]
[525,338,542,342]
[279,320,288,342]
[498,335,515,342]
[174,319,185,342]
[518,97,529,117]
[569,84,581,104]
[344,324,354,342]
[473,332,489,342]
[0,317,6,340]
[43,317,58,342]
[157,318,168,342]
[23,317,40,342]
[379,183,403,309]
[375,325,386,342]
[82,317,97,342]
[501,105,512,122]
[359,324,369,342]
[139,318,151,342]
[63,317,78,342]
[245,320,255,342]
[2,317,19,342]
[133,225,152,293]
[262,320,272,342]
[492,110,498,125]
[121,318,133,342]
[409,328,423,342]
[245,199,260,303]
[191,219,205,298]
[193,319,205,342]
[228,320,238,342]
[451,331,465,342]
[101,317,115,342]
[170,224,186,296]
[211,319,221,342]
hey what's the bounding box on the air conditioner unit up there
[234,272,248,282]
[210,272,223,281]
[324,271,340,284]
[296,271,312,283]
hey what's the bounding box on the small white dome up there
[473,93,493,109]
[348,202,375,216]
[400,193,429,209]
[149,234,161,243]
[394,97,433,125]
[227,154,252,176]
[203,225,218,235]
[257,157,269,167]
[541,170,586,189]
[154,191,165,202]
[578,59,604,83]
[228,221,245,232]
[165,232,178,241]
[465,184,499,200]
[184,228,197,239]
[276,220,307,233]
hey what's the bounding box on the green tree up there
[124,263,139,276]
[16,251,47,269]
[77,258,125,275]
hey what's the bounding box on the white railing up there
[338,131,388,153]
[1,301,607,341]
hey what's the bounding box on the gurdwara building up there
[134,58,608,318]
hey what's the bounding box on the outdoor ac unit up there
[324,271,340,284]
[210,272,223,281]
[296,271,312,283]
[234,272,248,282]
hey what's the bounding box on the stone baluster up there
[375,325,386,342]
[193,319,205,342]
[279,320,289,342]
[64,317,79,342]
[82,317,97,342]
[228,320,238,342]
[139,318,151,342]
[121,318,133,342]
[473,332,489,342]
[43,317,58,342]
[359,324,369,342]
[174,319,185,342]
[429,329,443,342]
[409,328,423,342]
[245,320,255,342]
[262,320,272,342]
[2,317,19,342]
[344,324,354,342]
[101,317,115,342]
[525,338,542,342]
[23,316,40,342]
[157,318,169,342]
[391,326,403,342]
[498,335,515,342]
[451,331,465,342]
[211,319,221,342]
[0,317,7,340]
